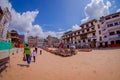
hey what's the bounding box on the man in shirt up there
[24,44,31,67]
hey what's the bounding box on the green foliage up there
[64,31,72,34]
[94,19,97,23]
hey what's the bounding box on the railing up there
[102,25,120,34]
[108,34,119,39]
[102,17,120,26]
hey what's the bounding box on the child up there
[32,50,37,62]
[40,50,42,55]
[35,47,37,53]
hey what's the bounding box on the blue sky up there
[0,0,120,38]
[9,0,120,32]
[9,0,89,32]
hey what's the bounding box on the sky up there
[0,0,120,39]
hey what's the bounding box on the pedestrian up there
[32,50,37,62]
[40,50,42,55]
[24,44,31,67]
[35,47,37,53]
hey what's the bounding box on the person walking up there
[32,50,37,62]
[35,47,38,53]
[24,44,31,67]
[40,50,42,55]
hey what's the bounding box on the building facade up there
[28,36,38,47]
[18,34,25,44]
[62,19,102,48]
[46,35,60,48]
[100,12,120,47]
[10,30,20,44]
[0,7,11,41]
[37,38,44,48]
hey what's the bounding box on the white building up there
[62,19,102,48]
[100,12,120,47]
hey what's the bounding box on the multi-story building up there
[100,12,120,47]
[18,34,25,44]
[62,19,102,48]
[37,38,44,48]
[28,36,38,47]
[0,7,11,41]
[46,35,60,47]
[10,30,19,43]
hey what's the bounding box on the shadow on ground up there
[17,64,28,67]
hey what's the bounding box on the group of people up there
[23,44,42,67]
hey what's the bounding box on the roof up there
[100,12,120,19]
[80,19,97,27]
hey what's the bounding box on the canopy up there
[0,41,12,50]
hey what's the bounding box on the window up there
[91,22,93,26]
[88,39,90,42]
[98,24,100,29]
[114,22,119,26]
[74,33,76,35]
[93,33,95,36]
[104,36,107,38]
[106,17,111,20]
[107,24,110,27]
[116,31,120,34]
[75,42,77,44]
[116,40,120,44]
[99,36,102,41]
[101,22,104,24]
[112,15,119,18]
[86,24,88,27]
[80,26,84,29]
[111,41,114,44]
[109,24,113,27]
[108,24,114,27]
[83,40,85,42]
[92,28,94,30]
[109,32,115,35]
[82,30,84,33]
[93,39,96,42]
[87,29,89,32]
[99,31,101,34]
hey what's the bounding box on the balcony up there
[102,25,120,34]
[102,17,120,26]
[108,34,120,39]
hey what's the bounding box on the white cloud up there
[0,0,12,10]
[58,28,64,31]
[72,24,81,31]
[0,0,63,41]
[106,1,111,7]
[81,0,111,23]
[44,31,64,39]
[116,9,120,12]
[10,9,39,34]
